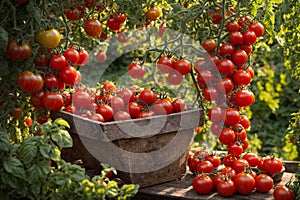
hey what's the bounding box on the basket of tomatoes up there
[51,82,204,187]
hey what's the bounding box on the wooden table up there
[133,161,298,200]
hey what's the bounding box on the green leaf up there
[19,139,37,165]
[3,156,25,179]
[0,131,11,152]
[0,27,8,53]
[26,161,50,183]
[26,1,41,25]
[54,118,70,128]
[39,144,52,159]
[120,184,140,198]
[51,129,73,148]
[30,182,41,199]
[1,170,18,189]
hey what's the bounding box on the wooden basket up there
[50,108,203,187]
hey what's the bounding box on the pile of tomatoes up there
[60,81,187,122]
[188,149,294,199]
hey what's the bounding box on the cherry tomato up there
[273,185,294,200]
[152,99,173,115]
[232,159,249,173]
[233,172,255,195]
[84,18,103,37]
[10,107,23,118]
[96,104,113,122]
[146,6,162,21]
[192,175,213,195]
[239,115,251,129]
[72,90,92,109]
[64,47,79,65]
[66,7,84,20]
[263,157,283,175]
[243,30,257,45]
[203,87,218,101]
[30,90,45,109]
[25,118,32,127]
[219,43,235,56]
[173,59,191,75]
[172,98,186,113]
[228,142,244,157]
[220,166,236,178]
[33,54,48,66]
[88,113,105,122]
[202,39,217,52]
[233,69,252,86]
[64,105,76,114]
[77,49,89,66]
[136,111,153,119]
[17,71,44,94]
[249,21,265,37]
[167,71,184,85]
[217,179,236,197]
[217,77,234,94]
[208,106,225,124]
[106,18,121,31]
[6,40,31,60]
[226,20,240,32]
[44,74,64,90]
[233,124,247,141]
[241,44,253,55]
[219,128,236,145]
[102,81,116,92]
[59,66,81,86]
[235,89,255,107]
[157,56,175,73]
[205,154,221,168]
[114,13,127,24]
[42,92,64,111]
[128,62,146,79]
[196,160,214,174]
[255,174,274,193]
[217,58,235,75]
[224,108,240,126]
[110,96,125,112]
[95,51,107,63]
[127,102,142,118]
[35,29,61,49]
[49,54,67,70]
[229,31,244,45]
[114,110,131,121]
[232,49,248,65]
[197,69,215,85]
[139,89,156,105]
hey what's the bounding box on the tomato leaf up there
[120,184,140,198]
[19,138,37,165]
[0,27,8,53]
[39,144,52,159]
[26,161,50,184]
[26,1,41,25]
[0,170,18,189]
[0,131,11,152]
[3,155,25,179]
[51,129,72,148]
[54,118,70,128]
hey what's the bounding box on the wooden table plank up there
[133,171,295,200]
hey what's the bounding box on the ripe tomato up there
[224,108,240,126]
[219,43,235,56]
[217,58,235,75]
[220,166,236,178]
[33,54,48,66]
[226,20,240,32]
[193,58,207,73]
[63,105,76,114]
[197,69,215,85]
[243,30,257,45]
[25,118,32,127]
[255,174,274,193]
[188,155,200,174]
[167,71,184,85]
[128,62,146,79]
[10,107,23,118]
[219,128,236,145]
[84,18,103,37]
[95,51,107,63]
[233,172,255,195]
[232,159,249,173]
[146,6,162,21]
[157,56,175,73]
[243,152,260,167]
[217,179,236,197]
[229,31,244,45]
[192,175,213,195]
[263,157,283,175]
[241,44,253,55]
[17,71,44,94]
[249,21,265,37]
[106,18,121,31]
[217,77,234,94]
[64,47,79,65]
[208,106,225,124]
[114,110,131,121]
[127,102,142,118]
[110,96,125,112]
[44,74,64,90]
[242,138,249,151]
[152,99,173,115]
[232,49,248,65]
[116,88,133,104]
[196,160,214,174]
[202,39,217,52]
[172,98,186,113]
[77,49,89,66]
[205,154,221,168]
[96,104,113,122]
[235,89,255,107]
[30,90,45,108]
[136,111,153,119]
[88,113,105,122]
[114,13,127,24]
[49,54,67,70]
[239,115,251,129]
[42,92,64,111]
[203,87,218,101]
[35,29,61,49]
[233,69,252,86]
[173,59,191,75]
[139,89,156,105]
[228,142,244,157]
[72,90,91,109]
[273,185,294,200]
[102,81,116,92]
[6,40,31,60]
[59,66,81,86]
[66,7,84,21]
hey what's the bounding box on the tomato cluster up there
[61,81,186,123]
[188,149,289,197]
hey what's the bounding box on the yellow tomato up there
[35,28,61,49]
